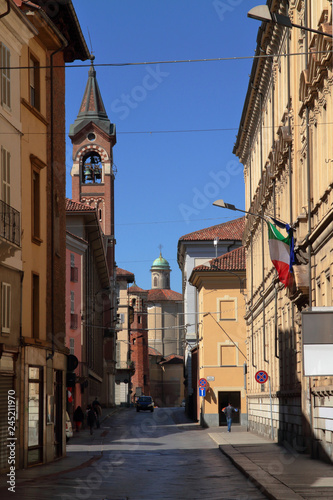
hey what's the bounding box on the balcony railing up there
[0,200,20,247]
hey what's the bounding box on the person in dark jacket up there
[86,405,96,435]
[73,405,84,432]
[222,402,238,432]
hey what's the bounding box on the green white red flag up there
[268,222,294,287]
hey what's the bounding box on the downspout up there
[287,33,295,352]
[259,91,268,364]
[49,37,68,359]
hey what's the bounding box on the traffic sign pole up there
[269,376,274,441]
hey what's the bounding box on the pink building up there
[65,231,87,411]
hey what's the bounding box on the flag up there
[268,221,294,287]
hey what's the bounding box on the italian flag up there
[268,222,293,287]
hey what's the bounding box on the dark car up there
[136,396,154,412]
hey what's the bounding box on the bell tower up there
[69,56,117,272]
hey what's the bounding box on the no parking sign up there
[255,370,268,384]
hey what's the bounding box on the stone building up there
[233,0,333,461]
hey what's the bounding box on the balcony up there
[0,200,20,247]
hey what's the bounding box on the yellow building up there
[189,247,247,427]
[115,267,135,405]
[233,0,333,460]
[17,1,89,468]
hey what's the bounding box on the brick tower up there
[69,56,117,275]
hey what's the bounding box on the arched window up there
[153,276,158,287]
[82,152,102,184]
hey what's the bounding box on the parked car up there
[65,411,73,441]
[136,396,154,412]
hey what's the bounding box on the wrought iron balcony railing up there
[0,200,20,247]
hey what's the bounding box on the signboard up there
[255,370,268,384]
[198,378,208,387]
[302,307,333,376]
[207,376,215,381]
[199,387,206,397]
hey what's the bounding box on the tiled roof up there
[160,354,184,365]
[66,198,96,212]
[147,289,182,302]
[128,284,146,294]
[179,217,245,242]
[193,246,246,272]
[116,267,135,280]
[148,347,163,357]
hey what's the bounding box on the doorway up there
[218,391,241,426]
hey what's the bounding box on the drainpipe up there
[49,38,68,359]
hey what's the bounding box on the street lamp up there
[213,199,268,223]
[248,5,333,38]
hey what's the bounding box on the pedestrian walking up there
[222,402,238,432]
[86,404,96,435]
[92,397,102,429]
[73,405,84,432]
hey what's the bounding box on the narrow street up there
[3,407,267,500]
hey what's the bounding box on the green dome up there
[151,252,170,269]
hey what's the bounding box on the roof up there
[179,217,245,242]
[148,347,163,357]
[147,289,182,302]
[151,252,170,269]
[116,268,135,283]
[194,246,246,272]
[160,354,184,365]
[128,284,146,294]
[69,59,116,138]
[66,198,96,212]
[16,0,90,62]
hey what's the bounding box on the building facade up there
[66,199,110,410]
[115,267,135,406]
[233,0,333,461]
[189,247,247,426]
[177,218,245,419]
[69,58,118,408]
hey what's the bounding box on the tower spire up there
[69,56,115,138]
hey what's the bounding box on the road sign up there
[199,387,206,397]
[198,378,208,387]
[255,370,269,384]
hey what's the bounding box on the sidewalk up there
[0,406,121,489]
[208,426,333,500]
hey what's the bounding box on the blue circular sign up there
[255,370,268,384]
[199,378,208,387]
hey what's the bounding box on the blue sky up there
[65,0,261,292]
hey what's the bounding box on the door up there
[218,391,241,426]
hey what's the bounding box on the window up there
[70,291,75,314]
[70,254,78,282]
[32,168,40,239]
[219,298,236,321]
[220,345,236,366]
[1,147,10,205]
[1,44,10,108]
[1,282,11,334]
[29,54,40,111]
[69,338,75,355]
[32,274,39,338]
